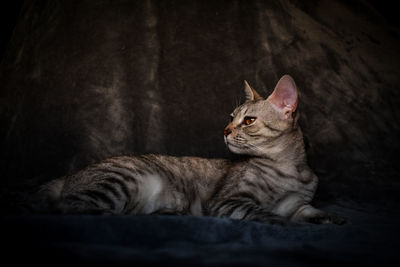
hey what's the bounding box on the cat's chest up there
[242,161,307,195]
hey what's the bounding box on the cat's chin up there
[225,137,255,156]
[226,143,243,155]
[226,143,267,158]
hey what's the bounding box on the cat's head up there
[224,75,301,158]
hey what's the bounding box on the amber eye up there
[243,116,256,125]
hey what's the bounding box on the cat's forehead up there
[232,101,270,117]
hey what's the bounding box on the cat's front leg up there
[272,193,347,225]
[291,204,347,225]
[207,197,288,225]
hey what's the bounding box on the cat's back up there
[46,154,230,214]
[56,154,226,197]
[105,154,229,180]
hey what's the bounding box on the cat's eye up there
[243,116,256,126]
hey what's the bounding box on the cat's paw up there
[308,213,348,225]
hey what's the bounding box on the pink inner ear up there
[268,75,298,112]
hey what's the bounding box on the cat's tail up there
[26,178,66,214]
[0,177,65,214]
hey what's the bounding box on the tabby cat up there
[36,75,346,225]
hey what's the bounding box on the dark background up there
[1,0,399,204]
[0,1,399,266]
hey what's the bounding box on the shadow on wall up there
[0,0,399,202]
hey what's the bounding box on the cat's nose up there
[224,127,232,136]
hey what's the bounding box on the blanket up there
[2,199,399,266]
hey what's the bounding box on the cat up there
[35,75,346,225]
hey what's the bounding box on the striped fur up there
[36,75,346,225]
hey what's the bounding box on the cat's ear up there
[244,80,264,101]
[267,75,298,119]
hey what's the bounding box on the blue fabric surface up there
[2,200,398,266]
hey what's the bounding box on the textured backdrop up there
[1,0,399,206]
